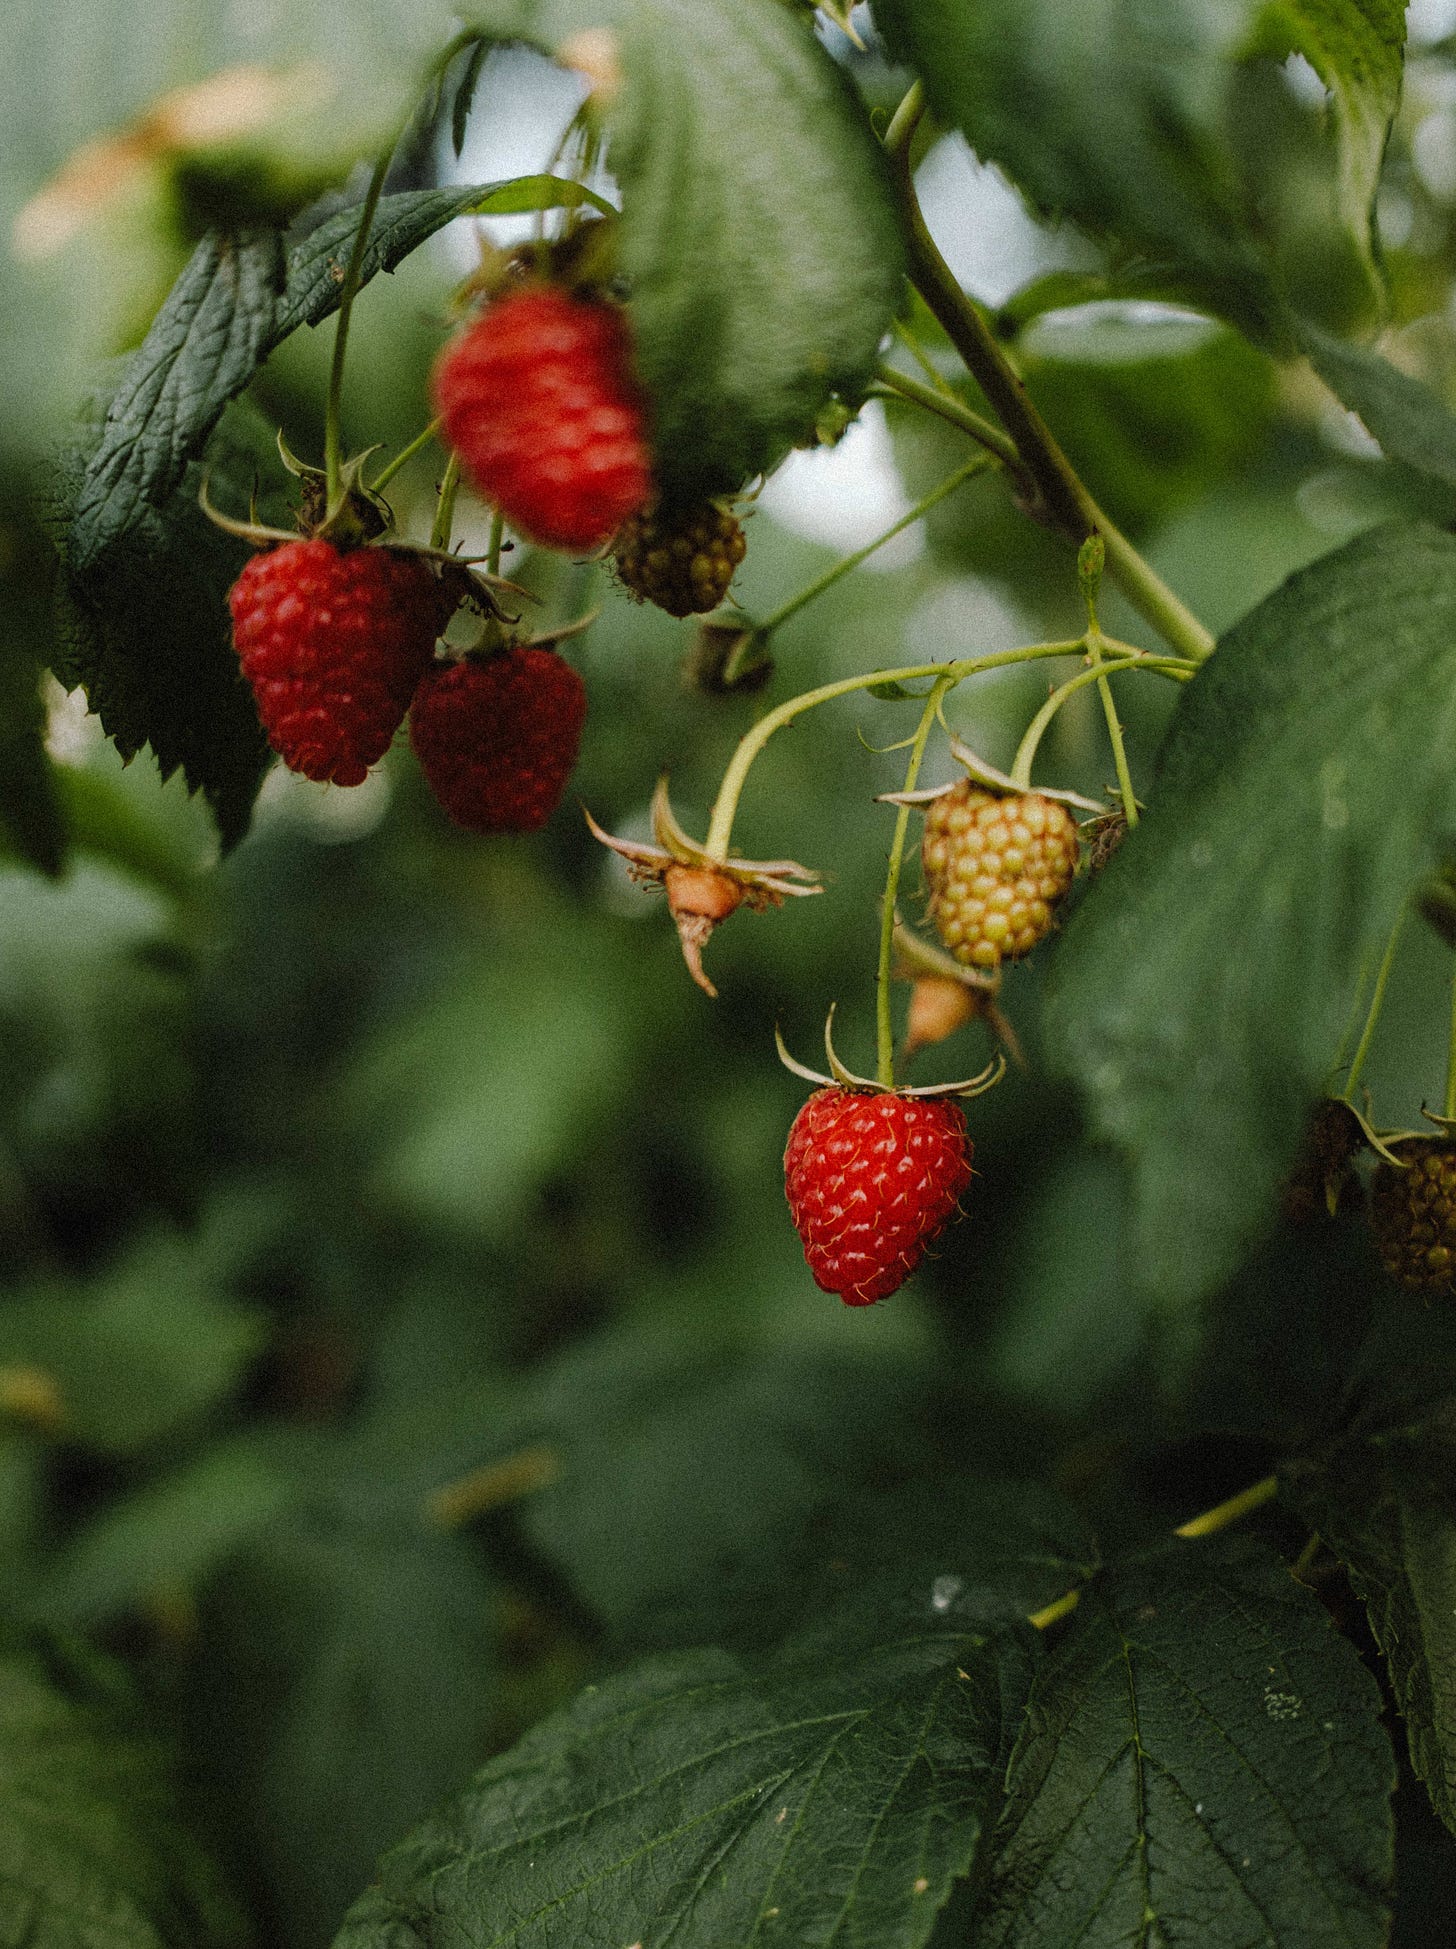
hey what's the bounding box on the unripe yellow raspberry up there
[921,783,1079,972]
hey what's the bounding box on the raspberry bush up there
[7,4,1456,1947]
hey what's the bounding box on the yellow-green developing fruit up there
[614,502,746,618]
[922,784,1079,972]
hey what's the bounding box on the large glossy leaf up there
[333,1609,1034,1949]
[460,0,905,500]
[872,0,1278,336]
[1043,522,1456,1336]
[974,1538,1394,1947]
[1301,320,1456,489]
[0,1623,248,1948]
[874,0,1406,339]
[1284,1399,1456,1837]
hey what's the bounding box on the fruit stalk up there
[876,679,954,1087]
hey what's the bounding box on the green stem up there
[882,77,925,169]
[1445,958,1456,1122]
[1009,655,1189,790]
[324,148,393,511]
[702,642,1085,861]
[1174,1474,1278,1540]
[371,415,444,494]
[1341,905,1408,1105]
[1087,630,1139,828]
[430,452,462,553]
[757,452,993,637]
[882,129,1215,664]
[487,508,505,579]
[876,681,952,1086]
[891,319,958,398]
[872,365,1021,471]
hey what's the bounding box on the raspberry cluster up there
[1371,1140,1456,1293]
[433,286,652,553]
[922,784,1079,972]
[613,502,746,617]
[783,1087,973,1305]
[409,646,587,834]
[229,541,447,786]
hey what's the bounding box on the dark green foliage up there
[1045,523,1456,1334]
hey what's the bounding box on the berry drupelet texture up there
[614,502,746,617]
[922,784,1079,972]
[229,541,448,787]
[1372,1140,1456,1293]
[409,645,587,834]
[783,1087,973,1305]
[432,286,652,553]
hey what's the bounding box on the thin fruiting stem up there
[1341,905,1408,1105]
[1009,654,1190,791]
[876,680,953,1087]
[486,508,505,579]
[1087,630,1140,828]
[757,452,994,638]
[371,415,444,493]
[872,365,1021,472]
[702,641,1086,861]
[1028,1474,1281,1635]
[324,148,394,510]
[879,90,1215,665]
[1173,1474,1279,1539]
[1446,958,1456,1122]
[430,452,462,553]
[891,318,959,398]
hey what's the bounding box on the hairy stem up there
[880,93,1215,664]
[873,365,1022,473]
[1088,631,1140,827]
[702,641,1085,861]
[430,452,462,553]
[1009,654,1190,791]
[487,507,505,580]
[371,414,444,493]
[324,149,393,510]
[876,681,952,1087]
[758,452,994,638]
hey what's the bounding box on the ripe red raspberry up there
[229,541,446,787]
[614,501,746,617]
[922,784,1079,972]
[1371,1139,1456,1293]
[783,1087,973,1306]
[432,286,652,553]
[409,645,587,833]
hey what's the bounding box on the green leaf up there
[1300,319,1456,489]
[463,0,905,499]
[974,1538,1394,1947]
[66,181,551,570]
[333,1612,1034,1949]
[47,401,275,851]
[189,1507,500,1949]
[872,0,1279,338]
[1018,304,1278,535]
[1043,522,1456,1335]
[69,231,283,574]
[1283,1401,1456,1837]
[0,1622,249,1948]
[0,1230,265,1456]
[1260,1,1406,285]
